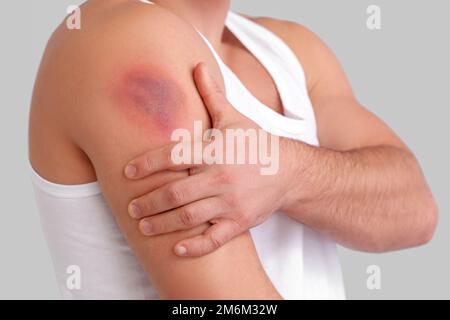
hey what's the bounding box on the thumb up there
[194,62,230,128]
[174,218,243,257]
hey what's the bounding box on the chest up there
[219,31,284,115]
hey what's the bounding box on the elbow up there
[413,192,438,246]
[363,191,438,253]
[390,191,438,251]
[408,161,439,247]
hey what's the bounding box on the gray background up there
[0,0,448,299]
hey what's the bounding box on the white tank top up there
[30,6,345,300]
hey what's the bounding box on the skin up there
[124,3,439,256]
[29,0,281,299]
[28,0,437,298]
[128,63,293,256]
[115,66,185,135]
[128,63,438,256]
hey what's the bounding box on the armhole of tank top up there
[29,162,101,198]
[226,12,320,146]
[227,12,309,94]
[30,0,152,199]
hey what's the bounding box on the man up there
[29,0,437,299]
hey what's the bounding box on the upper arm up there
[37,3,279,299]
[256,18,408,151]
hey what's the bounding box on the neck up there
[153,0,230,47]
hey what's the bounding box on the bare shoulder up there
[251,16,318,44]
[250,15,329,56]
[29,0,219,183]
[248,15,348,93]
[29,3,277,299]
[49,1,200,49]
[35,0,215,92]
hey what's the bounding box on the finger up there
[174,219,243,257]
[128,172,221,219]
[124,141,202,179]
[138,197,229,236]
[194,63,231,128]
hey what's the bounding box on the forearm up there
[282,140,437,252]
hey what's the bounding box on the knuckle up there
[164,145,174,166]
[225,193,240,208]
[145,155,153,172]
[189,166,200,176]
[143,198,156,214]
[202,92,214,106]
[167,186,184,206]
[180,207,196,227]
[215,171,233,185]
[237,213,252,228]
[208,233,223,250]
[205,88,221,100]
[212,111,225,126]
[212,110,222,122]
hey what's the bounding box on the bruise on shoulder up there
[113,65,186,137]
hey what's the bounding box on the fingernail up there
[175,245,187,256]
[128,202,141,218]
[125,164,137,178]
[140,220,153,235]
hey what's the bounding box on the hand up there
[124,63,298,257]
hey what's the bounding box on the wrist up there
[279,139,325,213]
